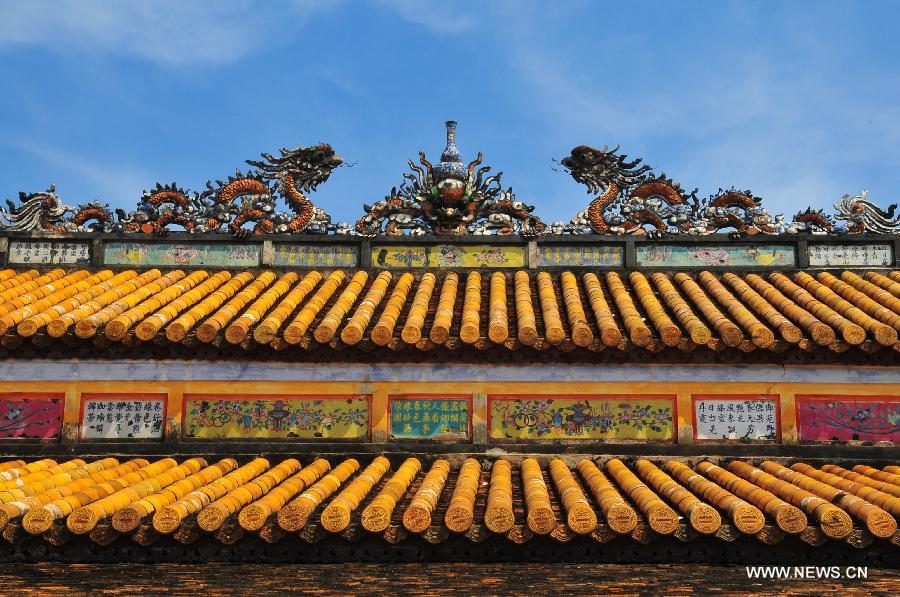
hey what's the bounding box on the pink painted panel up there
[796,395,900,443]
[0,396,63,439]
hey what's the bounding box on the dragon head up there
[560,145,652,195]
[248,143,343,192]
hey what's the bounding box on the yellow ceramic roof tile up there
[0,270,114,334]
[629,272,678,347]
[370,272,413,346]
[0,269,39,291]
[744,274,835,346]
[817,272,900,332]
[841,271,900,315]
[76,271,182,339]
[459,271,482,344]
[341,271,391,345]
[401,273,435,345]
[18,270,137,337]
[314,271,368,343]
[254,271,322,344]
[284,271,344,344]
[721,273,801,344]
[167,272,253,342]
[487,272,509,344]
[698,271,775,348]
[50,270,161,338]
[429,272,458,345]
[675,272,743,347]
[607,272,652,347]
[864,271,900,298]
[226,272,298,345]
[650,273,711,345]
[197,271,275,343]
[536,271,564,345]
[105,271,203,341]
[0,269,79,316]
[136,271,232,341]
[513,271,537,346]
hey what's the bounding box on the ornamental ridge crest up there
[1,127,899,237]
[354,121,546,237]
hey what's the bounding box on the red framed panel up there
[0,392,64,441]
[795,394,900,444]
[387,393,473,442]
[78,393,167,442]
[486,394,677,443]
[690,393,781,444]
[181,393,373,441]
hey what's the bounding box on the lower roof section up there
[0,455,896,562]
[1,266,900,364]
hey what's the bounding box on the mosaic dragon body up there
[0,144,343,235]
[557,145,865,236]
[834,190,900,234]
[559,145,782,236]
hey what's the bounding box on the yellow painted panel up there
[489,396,675,441]
[183,396,369,440]
[372,244,525,268]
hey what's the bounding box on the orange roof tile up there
[1,267,899,360]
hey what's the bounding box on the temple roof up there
[1,265,899,364]
[0,455,896,552]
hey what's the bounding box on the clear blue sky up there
[2,0,899,226]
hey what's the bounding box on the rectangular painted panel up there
[807,244,893,268]
[536,245,623,267]
[8,241,91,265]
[103,242,260,267]
[273,244,359,267]
[693,396,778,441]
[389,397,470,440]
[0,395,63,439]
[796,395,900,443]
[489,396,674,441]
[372,244,525,268]
[80,396,165,439]
[183,396,369,439]
[636,244,795,268]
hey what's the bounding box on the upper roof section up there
[2,120,899,238]
[1,264,899,366]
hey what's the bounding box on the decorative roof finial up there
[355,120,546,236]
[433,120,467,182]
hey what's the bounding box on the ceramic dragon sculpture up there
[553,144,900,236]
[558,144,782,236]
[355,121,545,237]
[0,143,344,235]
[834,190,900,234]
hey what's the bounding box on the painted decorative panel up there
[273,243,359,267]
[183,395,369,440]
[796,395,900,443]
[103,242,260,267]
[536,244,623,267]
[80,395,165,440]
[692,395,778,442]
[8,241,91,265]
[372,244,525,268]
[636,244,795,267]
[0,394,63,439]
[389,396,470,441]
[807,244,893,268]
[489,395,675,441]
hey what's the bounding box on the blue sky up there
[1,0,899,226]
